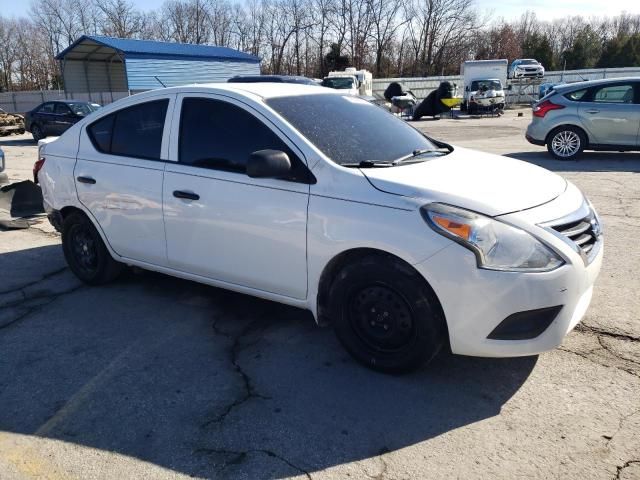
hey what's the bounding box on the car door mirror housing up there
[247,149,292,178]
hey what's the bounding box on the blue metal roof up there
[56,35,260,63]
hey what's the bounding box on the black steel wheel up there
[348,285,417,354]
[62,211,123,285]
[329,254,446,373]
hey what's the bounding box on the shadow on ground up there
[0,137,35,147]
[0,245,537,478]
[506,151,640,173]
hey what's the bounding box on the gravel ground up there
[0,109,639,480]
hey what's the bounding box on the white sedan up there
[37,83,603,373]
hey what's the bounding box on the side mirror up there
[247,149,291,179]
[465,86,469,92]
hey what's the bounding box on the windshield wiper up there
[391,148,450,165]
[341,160,394,168]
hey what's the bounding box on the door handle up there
[77,176,96,184]
[173,190,200,201]
[586,109,600,114]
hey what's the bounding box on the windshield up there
[266,94,436,165]
[471,80,502,91]
[67,102,100,116]
[519,59,538,65]
[321,77,355,90]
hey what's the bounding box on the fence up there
[372,66,640,103]
[3,66,640,113]
[0,90,129,114]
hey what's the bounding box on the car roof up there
[129,82,338,101]
[229,75,316,84]
[59,100,96,104]
[41,100,94,105]
[552,76,640,93]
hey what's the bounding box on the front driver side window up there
[178,97,311,183]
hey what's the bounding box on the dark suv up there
[25,101,101,142]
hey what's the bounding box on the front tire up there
[328,255,445,374]
[62,212,123,285]
[547,126,586,160]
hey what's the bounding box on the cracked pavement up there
[1,119,639,480]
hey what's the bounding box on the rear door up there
[52,103,76,136]
[36,102,56,135]
[579,81,640,146]
[74,94,175,266]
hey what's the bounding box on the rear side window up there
[564,89,588,101]
[178,97,310,182]
[87,99,168,159]
[89,115,115,153]
[592,84,635,104]
[39,103,54,113]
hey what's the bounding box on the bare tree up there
[0,17,18,90]
[96,0,146,38]
[367,0,406,76]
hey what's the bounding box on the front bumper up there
[414,197,603,357]
[514,70,544,78]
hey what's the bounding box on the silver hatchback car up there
[526,77,640,160]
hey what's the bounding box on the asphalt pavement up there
[1,111,639,479]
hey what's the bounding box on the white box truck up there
[461,59,508,113]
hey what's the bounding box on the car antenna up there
[154,76,166,87]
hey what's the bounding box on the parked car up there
[228,75,318,85]
[24,100,101,142]
[526,77,640,160]
[38,84,603,373]
[508,59,545,79]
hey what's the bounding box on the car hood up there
[361,146,567,216]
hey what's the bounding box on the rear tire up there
[328,254,445,374]
[547,126,586,160]
[62,212,123,285]
[31,124,45,142]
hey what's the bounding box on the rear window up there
[564,89,588,101]
[87,99,168,160]
[321,78,355,89]
[266,94,435,165]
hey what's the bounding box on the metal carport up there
[56,35,261,101]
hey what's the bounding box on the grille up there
[551,215,599,257]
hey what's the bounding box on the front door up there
[163,94,310,299]
[74,96,174,266]
[579,81,640,146]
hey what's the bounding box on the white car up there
[37,84,603,373]
[509,59,545,79]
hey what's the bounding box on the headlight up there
[421,203,564,272]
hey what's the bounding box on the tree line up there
[1,0,640,92]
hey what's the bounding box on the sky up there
[1,0,640,20]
